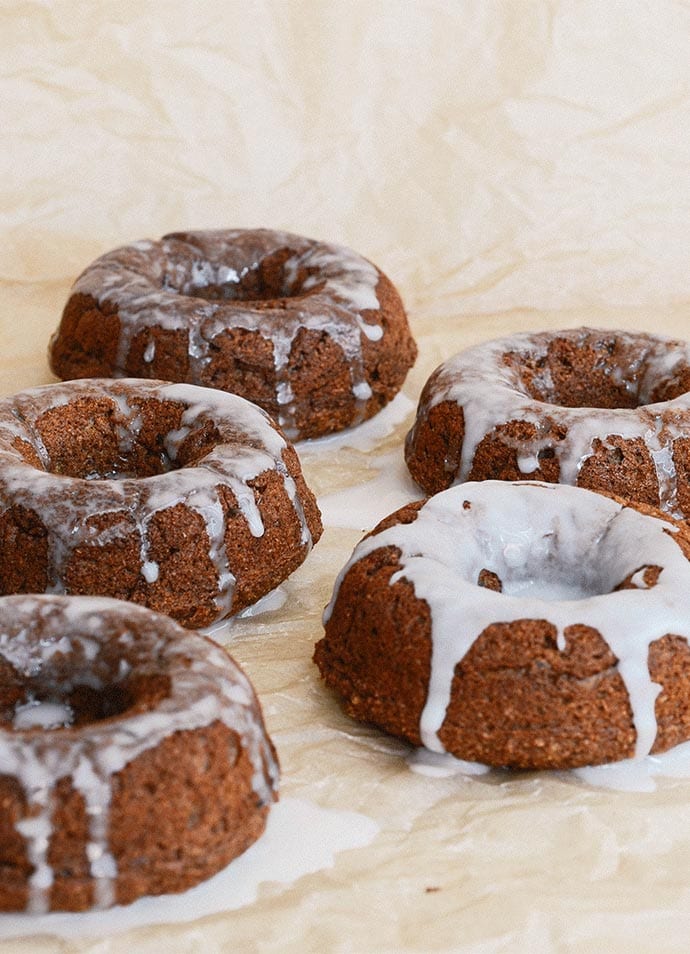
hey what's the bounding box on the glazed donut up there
[405,327,690,516]
[0,378,322,627]
[0,594,278,912]
[315,481,690,770]
[49,229,418,440]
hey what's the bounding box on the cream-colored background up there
[3,1,690,951]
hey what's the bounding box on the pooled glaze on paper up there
[0,797,379,940]
[297,390,416,455]
[317,450,424,531]
[325,481,690,761]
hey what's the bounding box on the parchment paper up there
[3,2,690,950]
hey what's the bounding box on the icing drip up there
[0,798,379,940]
[0,594,279,913]
[324,481,690,762]
[62,230,384,442]
[0,379,315,622]
[412,328,690,517]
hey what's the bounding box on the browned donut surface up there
[0,378,322,627]
[405,327,690,516]
[0,594,278,912]
[316,481,690,770]
[50,229,417,440]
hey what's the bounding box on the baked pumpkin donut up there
[315,481,690,770]
[405,327,690,516]
[0,378,322,627]
[0,593,279,912]
[49,229,417,440]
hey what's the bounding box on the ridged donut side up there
[405,328,690,517]
[0,380,322,627]
[315,487,690,770]
[0,595,279,912]
[49,230,417,440]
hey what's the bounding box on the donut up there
[0,378,322,627]
[0,593,279,912]
[48,229,418,440]
[314,481,690,770]
[404,327,690,516]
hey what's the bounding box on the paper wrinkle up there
[4,1,690,950]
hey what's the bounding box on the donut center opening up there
[477,560,662,600]
[163,250,320,304]
[11,684,132,730]
[508,331,690,409]
[478,562,609,601]
[2,657,172,731]
[185,263,288,302]
[7,673,173,731]
[22,397,220,480]
[474,542,661,601]
[468,501,621,601]
[460,486,663,606]
[0,607,180,733]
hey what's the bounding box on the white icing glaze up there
[58,229,386,441]
[406,748,491,778]
[13,699,74,730]
[409,742,690,791]
[408,328,690,516]
[0,378,316,623]
[0,594,279,913]
[324,481,690,764]
[0,797,379,940]
[140,560,159,583]
[236,584,288,618]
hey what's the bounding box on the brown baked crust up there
[314,492,690,770]
[0,722,270,912]
[0,594,278,912]
[49,229,417,440]
[0,379,322,627]
[405,328,690,514]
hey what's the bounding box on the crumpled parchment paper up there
[3,1,690,951]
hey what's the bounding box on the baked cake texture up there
[0,378,322,627]
[49,228,418,440]
[405,327,690,516]
[315,481,690,770]
[0,593,279,912]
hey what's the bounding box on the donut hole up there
[507,331,690,409]
[163,248,321,305]
[1,633,173,732]
[459,488,631,602]
[24,397,221,480]
[6,673,172,731]
[472,542,614,601]
[479,561,610,601]
[10,684,130,731]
